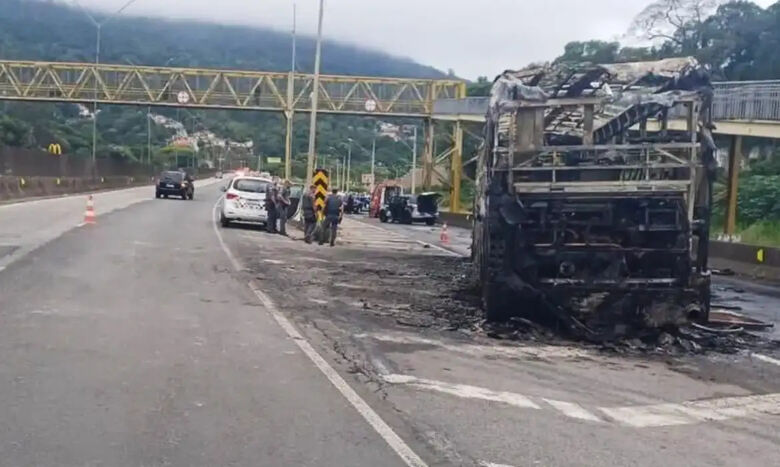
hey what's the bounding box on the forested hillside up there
[0,0,445,179]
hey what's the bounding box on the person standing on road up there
[266,182,278,234]
[301,184,317,244]
[277,180,291,236]
[319,188,343,247]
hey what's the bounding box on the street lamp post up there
[370,135,376,195]
[410,126,418,194]
[305,0,325,188]
[346,139,352,192]
[284,2,297,180]
[75,0,138,177]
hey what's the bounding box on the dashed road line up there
[346,219,461,257]
[383,374,541,410]
[212,199,429,467]
[382,371,780,428]
[600,392,780,428]
[753,353,780,367]
[357,332,594,360]
[542,399,602,422]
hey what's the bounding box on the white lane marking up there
[542,399,602,422]
[384,370,780,428]
[309,298,328,305]
[212,199,243,271]
[212,200,428,467]
[753,353,780,367]
[599,392,780,428]
[262,259,285,264]
[383,374,541,410]
[358,332,593,360]
[350,220,462,257]
[479,463,518,467]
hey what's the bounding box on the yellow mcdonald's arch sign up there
[48,143,62,155]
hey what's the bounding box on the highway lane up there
[224,213,780,467]
[0,179,221,272]
[0,182,419,467]
[2,186,779,467]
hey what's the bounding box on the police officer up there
[277,180,291,236]
[319,188,343,247]
[266,182,279,233]
[301,184,317,243]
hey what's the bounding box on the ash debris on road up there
[233,230,778,359]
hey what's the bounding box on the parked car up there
[379,192,440,225]
[156,170,194,200]
[219,176,272,227]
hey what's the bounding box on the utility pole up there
[335,159,341,190]
[92,23,100,175]
[284,2,296,180]
[147,106,152,166]
[370,136,376,195]
[342,155,346,191]
[305,0,325,187]
[346,140,352,192]
[75,0,138,177]
[411,126,418,194]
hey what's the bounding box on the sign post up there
[313,168,329,219]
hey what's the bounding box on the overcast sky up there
[72,0,777,79]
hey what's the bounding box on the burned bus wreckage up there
[472,57,717,337]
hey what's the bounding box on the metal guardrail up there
[433,97,489,116]
[711,81,780,121]
[433,81,780,122]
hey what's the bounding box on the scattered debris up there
[707,309,773,331]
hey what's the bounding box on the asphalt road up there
[0,182,416,466]
[226,214,780,467]
[2,184,779,467]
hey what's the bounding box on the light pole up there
[370,135,376,195]
[305,0,325,188]
[147,107,152,165]
[400,125,419,193]
[346,138,352,192]
[410,126,418,194]
[342,155,346,191]
[75,0,138,176]
[284,2,297,180]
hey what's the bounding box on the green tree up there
[555,40,620,64]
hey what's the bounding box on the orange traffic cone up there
[440,222,450,244]
[83,195,96,224]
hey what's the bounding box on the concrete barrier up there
[439,210,472,229]
[0,172,215,203]
[0,175,154,202]
[709,240,780,281]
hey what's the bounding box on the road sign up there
[361,173,374,184]
[364,99,377,112]
[267,157,282,165]
[313,169,329,215]
[176,91,190,104]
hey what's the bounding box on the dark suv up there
[156,170,194,200]
[379,193,440,225]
